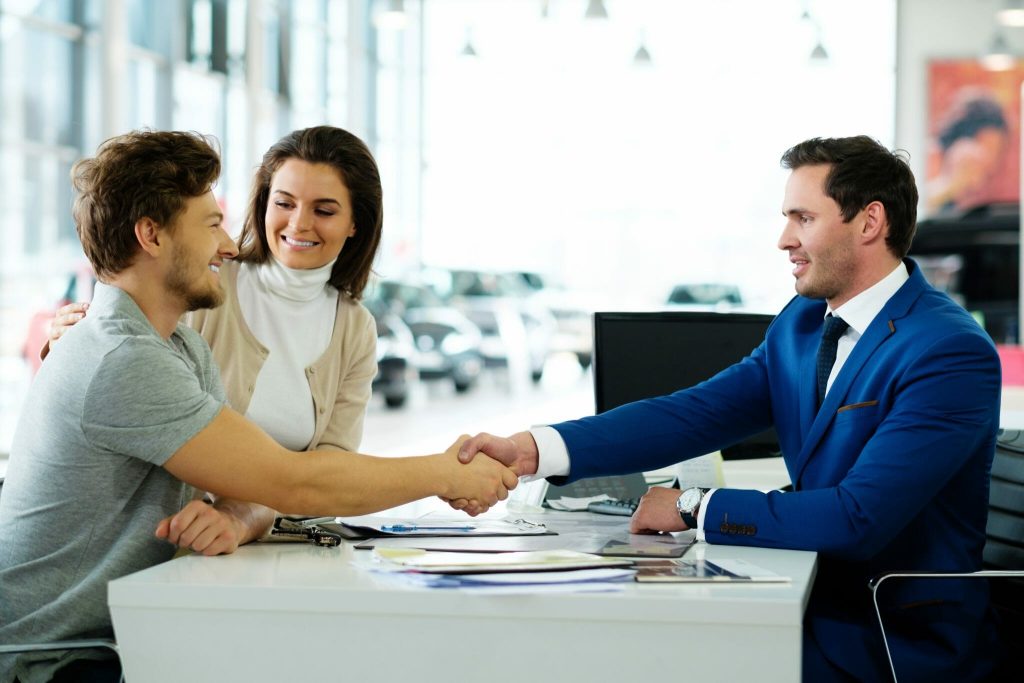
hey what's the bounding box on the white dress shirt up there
[529,261,910,540]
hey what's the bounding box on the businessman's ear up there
[135,217,164,257]
[861,200,888,246]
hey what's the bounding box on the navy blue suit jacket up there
[552,261,1001,681]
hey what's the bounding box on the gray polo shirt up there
[0,283,225,683]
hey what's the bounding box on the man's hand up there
[439,436,519,517]
[456,431,539,476]
[155,499,246,556]
[630,486,687,534]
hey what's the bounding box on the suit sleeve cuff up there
[525,426,571,481]
[695,488,718,542]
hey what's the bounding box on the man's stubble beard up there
[166,243,225,312]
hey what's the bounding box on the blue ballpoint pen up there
[380,524,475,533]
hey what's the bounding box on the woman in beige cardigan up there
[44,126,391,544]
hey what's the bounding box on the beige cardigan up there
[188,260,377,452]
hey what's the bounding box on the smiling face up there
[777,164,860,308]
[164,190,235,311]
[264,159,356,270]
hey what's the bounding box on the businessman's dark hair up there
[781,136,918,259]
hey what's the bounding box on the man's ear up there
[861,201,888,245]
[134,217,164,257]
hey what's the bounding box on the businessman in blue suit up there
[456,136,1002,682]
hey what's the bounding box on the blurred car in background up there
[666,283,744,308]
[529,290,594,370]
[366,278,484,393]
[403,307,483,392]
[367,303,418,409]
[439,269,558,383]
[514,272,596,370]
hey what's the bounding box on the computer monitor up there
[593,311,780,461]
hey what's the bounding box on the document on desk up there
[371,548,631,574]
[382,567,636,594]
[545,494,613,511]
[325,516,554,539]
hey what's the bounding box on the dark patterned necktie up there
[817,314,849,408]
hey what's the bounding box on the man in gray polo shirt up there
[0,131,517,683]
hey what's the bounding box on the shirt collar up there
[91,281,192,347]
[829,261,909,335]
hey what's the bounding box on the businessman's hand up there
[441,436,519,516]
[445,432,538,515]
[457,431,539,476]
[630,486,687,534]
[155,499,246,556]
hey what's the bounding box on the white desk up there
[109,512,817,683]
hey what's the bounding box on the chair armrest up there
[0,639,118,655]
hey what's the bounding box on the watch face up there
[678,488,702,513]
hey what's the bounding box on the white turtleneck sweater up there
[236,258,339,451]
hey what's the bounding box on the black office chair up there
[0,641,123,683]
[869,429,1024,682]
[0,478,123,682]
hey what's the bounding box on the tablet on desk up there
[596,536,693,558]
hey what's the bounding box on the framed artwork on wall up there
[926,59,1024,217]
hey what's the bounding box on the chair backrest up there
[987,430,1024,570]
[987,430,1024,659]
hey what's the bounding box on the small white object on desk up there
[545,493,613,511]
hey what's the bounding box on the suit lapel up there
[790,261,929,486]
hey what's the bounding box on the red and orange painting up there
[926,60,1024,216]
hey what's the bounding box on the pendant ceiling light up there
[460,28,478,58]
[375,0,409,31]
[585,0,609,20]
[981,32,1015,71]
[998,1,1024,27]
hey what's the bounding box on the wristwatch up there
[676,487,708,529]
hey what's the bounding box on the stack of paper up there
[363,548,635,594]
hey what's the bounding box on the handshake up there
[440,431,539,516]
[444,431,679,536]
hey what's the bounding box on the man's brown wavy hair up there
[72,130,221,279]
